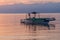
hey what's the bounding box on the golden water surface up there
[0,13,60,40]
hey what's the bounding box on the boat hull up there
[21,18,55,25]
[21,19,49,25]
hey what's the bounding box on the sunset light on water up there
[0,13,60,40]
[0,0,60,40]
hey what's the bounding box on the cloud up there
[0,2,60,13]
[0,0,60,5]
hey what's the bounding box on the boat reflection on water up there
[23,23,55,31]
[20,23,55,40]
[20,23,56,35]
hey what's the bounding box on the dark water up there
[0,13,60,40]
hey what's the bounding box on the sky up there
[0,0,60,5]
[0,0,60,13]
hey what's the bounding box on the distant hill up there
[0,2,60,13]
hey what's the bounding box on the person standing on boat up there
[28,13,31,19]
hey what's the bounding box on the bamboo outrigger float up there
[21,12,56,25]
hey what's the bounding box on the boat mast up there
[32,12,37,18]
[38,13,40,18]
[26,14,27,19]
[28,13,31,18]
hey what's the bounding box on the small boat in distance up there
[21,12,56,25]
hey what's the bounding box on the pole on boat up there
[28,13,31,18]
[26,14,27,19]
[32,12,37,18]
[38,13,40,18]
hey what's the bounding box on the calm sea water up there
[0,13,60,40]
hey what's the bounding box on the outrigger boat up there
[21,12,56,25]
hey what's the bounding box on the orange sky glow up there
[0,0,60,5]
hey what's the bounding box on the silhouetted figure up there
[28,13,31,18]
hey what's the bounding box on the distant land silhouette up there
[0,2,60,13]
